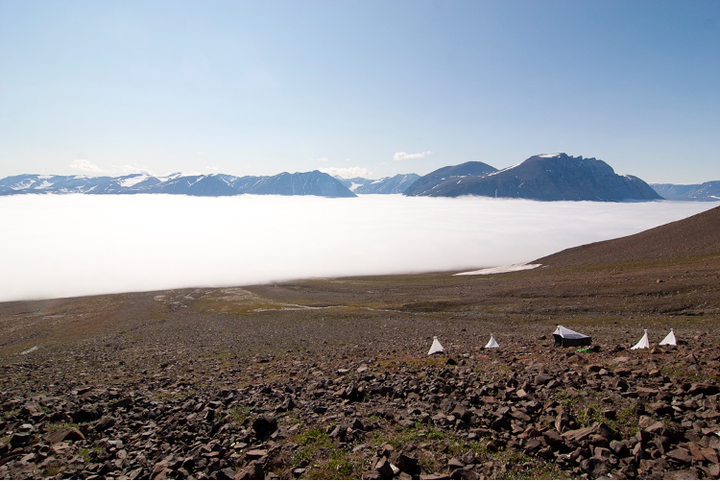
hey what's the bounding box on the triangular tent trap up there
[553,325,591,347]
[427,336,444,355]
[631,329,650,350]
[659,329,677,346]
[485,335,499,349]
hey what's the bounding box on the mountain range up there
[0,171,357,198]
[334,174,420,194]
[2,153,715,201]
[404,153,661,201]
[650,181,720,202]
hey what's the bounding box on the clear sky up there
[1,0,718,183]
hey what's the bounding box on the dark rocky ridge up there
[1,206,720,479]
[405,154,661,201]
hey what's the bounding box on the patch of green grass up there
[303,449,360,479]
[293,428,334,466]
[660,363,720,384]
[229,406,251,425]
[43,465,64,478]
[616,404,639,437]
[494,451,565,480]
[1,408,20,422]
[77,446,106,463]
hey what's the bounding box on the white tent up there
[485,335,499,349]
[427,336,444,355]
[553,325,592,347]
[631,329,650,350]
[659,329,677,346]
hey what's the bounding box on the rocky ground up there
[1,221,720,479]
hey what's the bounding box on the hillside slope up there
[535,204,720,267]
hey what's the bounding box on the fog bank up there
[1,194,716,302]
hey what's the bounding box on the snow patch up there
[454,263,542,276]
[20,346,38,355]
[539,153,561,158]
[13,180,36,190]
[486,162,522,177]
[119,175,149,188]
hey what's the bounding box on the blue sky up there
[1,0,718,183]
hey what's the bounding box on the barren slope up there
[535,204,720,267]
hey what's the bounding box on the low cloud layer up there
[0,195,716,302]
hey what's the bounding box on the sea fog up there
[1,194,717,303]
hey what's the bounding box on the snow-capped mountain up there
[334,174,420,194]
[0,171,357,198]
[404,154,661,201]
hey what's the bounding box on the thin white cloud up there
[319,166,373,179]
[70,159,105,173]
[393,151,433,161]
[70,160,156,176]
[113,164,156,176]
[316,157,330,162]
[0,195,717,303]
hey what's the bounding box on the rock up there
[543,429,564,448]
[9,433,34,449]
[666,448,693,464]
[46,427,85,445]
[665,469,701,479]
[94,416,116,432]
[245,449,268,460]
[252,417,277,440]
[396,454,421,476]
[330,425,347,441]
[362,469,382,480]
[419,474,451,480]
[555,412,571,433]
[217,467,236,479]
[236,461,264,480]
[562,425,596,444]
[375,456,394,479]
[581,457,610,479]
[609,440,629,458]
[534,373,553,386]
[524,438,542,454]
